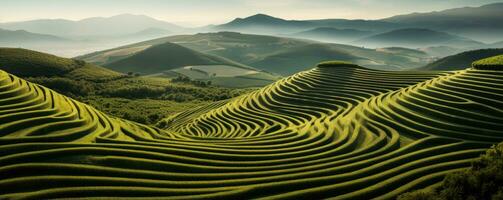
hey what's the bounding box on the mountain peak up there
[247,14,278,19]
[232,13,285,23]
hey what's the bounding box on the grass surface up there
[472,54,503,70]
[1,59,503,199]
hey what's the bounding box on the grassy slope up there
[104,42,253,75]
[398,56,503,200]
[472,54,503,70]
[419,48,503,71]
[0,48,121,79]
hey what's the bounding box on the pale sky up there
[0,0,502,26]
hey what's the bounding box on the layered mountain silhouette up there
[0,14,182,37]
[382,3,503,42]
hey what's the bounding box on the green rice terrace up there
[1,58,503,199]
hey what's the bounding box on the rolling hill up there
[0,48,121,80]
[289,27,373,43]
[2,57,503,199]
[93,42,279,87]
[382,3,503,43]
[419,49,503,71]
[355,28,483,48]
[104,42,252,75]
[77,31,313,67]
[78,32,434,75]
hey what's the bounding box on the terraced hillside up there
[1,60,503,199]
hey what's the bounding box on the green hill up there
[78,32,434,75]
[104,42,252,75]
[76,31,312,67]
[419,48,503,71]
[355,28,483,48]
[472,54,503,70]
[0,48,121,79]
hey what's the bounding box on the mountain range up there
[0,3,502,62]
[0,14,182,38]
[213,13,400,34]
[383,3,503,42]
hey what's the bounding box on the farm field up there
[1,58,502,199]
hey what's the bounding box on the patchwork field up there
[1,59,503,199]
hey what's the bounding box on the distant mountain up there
[289,27,373,43]
[0,48,120,79]
[419,48,503,71]
[0,28,68,45]
[215,14,313,34]
[215,3,503,42]
[215,14,401,34]
[104,42,252,74]
[382,3,503,42]
[355,28,484,48]
[0,14,183,37]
